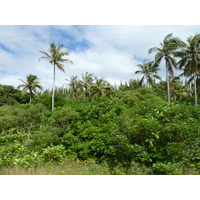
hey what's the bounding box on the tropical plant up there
[67,75,83,98]
[80,72,94,99]
[118,79,142,91]
[39,43,73,110]
[175,34,200,105]
[169,76,190,101]
[92,77,113,97]
[135,60,161,87]
[149,33,183,102]
[18,74,43,103]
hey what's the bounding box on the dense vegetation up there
[0,35,200,175]
[0,85,199,174]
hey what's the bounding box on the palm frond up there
[148,47,160,54]
[164,33,173,42]
[56,63,65,73]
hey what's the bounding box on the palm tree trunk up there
[30,90,32,103]
[52,64,56,111]
[166,67,171,103]
[194,73,198,106]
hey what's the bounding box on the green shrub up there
[48,106,79,129]
[42,145,66,164]
[152,162,183,175]
[28,126,60,151]
[36,96,67,110]
[13,151,43,168]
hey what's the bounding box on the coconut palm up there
[80,72,94,99]
[169,76,190,101]
[92,77,113,97]
[149,33,183,102]
[175,34,200,105]
[39,43,73,110]
[135,60,161,87]
[18,74,43,103]
[67,75,83,98]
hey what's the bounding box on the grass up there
[0,159,153,175]
[0,159,112,175]
[1,159,198,175]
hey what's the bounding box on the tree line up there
[2,32,199,109]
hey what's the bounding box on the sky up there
[1,25,200,90]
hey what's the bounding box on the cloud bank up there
[0,25,200,90]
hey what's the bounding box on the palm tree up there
[135,60,161,87]
[169,76,190,101]
[18,74,43,103]
[118,79,142,91]
[80,72,94,99]
[39,42,73,110]
[175,34,200,105]
[149,33,183,102]
[66,75,83,98]
[92,77,113,97]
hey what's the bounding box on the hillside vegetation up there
[1,34,200,175]
[0,87,199,175]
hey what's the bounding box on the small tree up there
[18,74,43,103]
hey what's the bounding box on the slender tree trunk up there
[29,89,32,103]
[166,66,171,103]
[30,92,32,103]
[194,73,198,106]
[52,64,56,111]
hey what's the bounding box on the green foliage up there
[0,103,47,133]
[0,85,30,105]
[0,87,200,174]
[152,162,183,175]
[36,96,67,110]
[13,151,43,168]
[49,106,79,128]
[0,129,30,167]
[28,126,61,151]
[41,145,66,163]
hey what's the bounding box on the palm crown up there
[135,60,161,87]
[18,74,43,103]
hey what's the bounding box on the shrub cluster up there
[0,88,199,174]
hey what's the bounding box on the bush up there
[28,126,61,151]
[36,96,67,110]
[48,106,79,129]
[42,145,66,164]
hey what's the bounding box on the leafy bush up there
[28,126,61,151]
[48,106,79,129]
[36,96,67,110]
[42,145,66,163]
[0,129,30,167]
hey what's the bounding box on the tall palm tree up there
[18,74,43,103]
[175,34,200,105]
[135,60,161,87]
[39,43,73,110]
[149,33,183,102]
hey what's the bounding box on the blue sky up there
[1,25,200,89]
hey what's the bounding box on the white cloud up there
[0,25,200,90]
